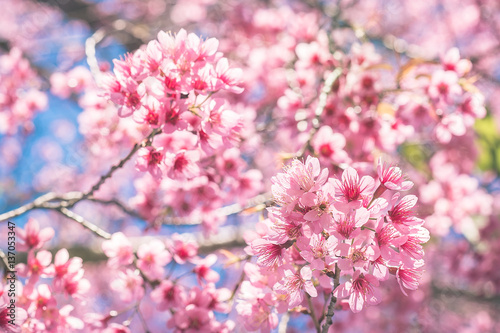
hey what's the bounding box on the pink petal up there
[300,266,312,280]
[333,281,351,299]
[304,281,317,297]
[37,250,53,266]
[354,207,369,227]
[350,290,365,313]
[300,192,317,207]
[55,249,69,266]
[38,228,55,242]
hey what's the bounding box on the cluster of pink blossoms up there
[239,157,429,331]
[274,39,486,167]
[99,29,262,229]
[396,48,486,144]
[1,218,89,332]
[0,48,47,135]
[98,232,234,332]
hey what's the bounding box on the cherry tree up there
[0,0,499,332]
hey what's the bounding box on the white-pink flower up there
[151,280,186,311]
[17,218,54,251]
[333,270,381,313]
[331,166,375,210]
[110,269,144,303]
[193,254,220,284]
[377,158,413,191]
[275,266,317,309]
[101,232,134,267]
[136,239,172,280]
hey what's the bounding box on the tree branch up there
[321,264,340,333]
[70,128,161,207]
[88,198,144,220]
[278,312,290,333]
[0,192,58,222]
[307,293,321,332]
[56,207,111,240]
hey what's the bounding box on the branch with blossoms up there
[238,156,429,332]
[0,28,270,331]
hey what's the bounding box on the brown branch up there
[88,198,144,220]
[321,264,340,333]
[0,128,160,224]
[70,128,161,207]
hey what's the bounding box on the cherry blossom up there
[17,218,54,252]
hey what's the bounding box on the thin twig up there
[88,198,144,220]
[0,192,57,222]
[136,304,151,333]
[72,128,161,206]
[160,192,272,226]
[321,264,340,333]
[307,293,321,333]
[0,128,160,223]
[278,312,290,333]
[85,27,106,84]
[227,268,247,303]
[0,249,11,271]
[56,207,111,240]
[314,67,343,121]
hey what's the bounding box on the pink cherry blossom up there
[396,262,424,296]
[236,283,278,333]
[193,254,220,284]
[330,207,369,240]
[17,250,54,282]
[441,48,471,76]
[213,57,244,94]
[427,70,462,102]
[399,226,430,263]
[275,266,317,309]
[165,149,201,180]
[250,238,286,267]
[333,271,381,313]
[312,126,349,164]
[271,156,328,212]
[331,167,375,210]
[373,219,406,260]
[135,146,165,179]
[101,232,134,267]
[297,233,333,270]
[387,194,425,233]
[167,304,214,332]
[27,284,57,319]
[110,269,145,303]
[337,240,380,272]
[136,239,172,280]
[167,234,198,264]
[17,218,54,251]
[187,283,231,313]
[0,298,27,333]
[376,158,414,191]
[151,280,186,311]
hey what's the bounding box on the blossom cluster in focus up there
[238,157,429,331]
